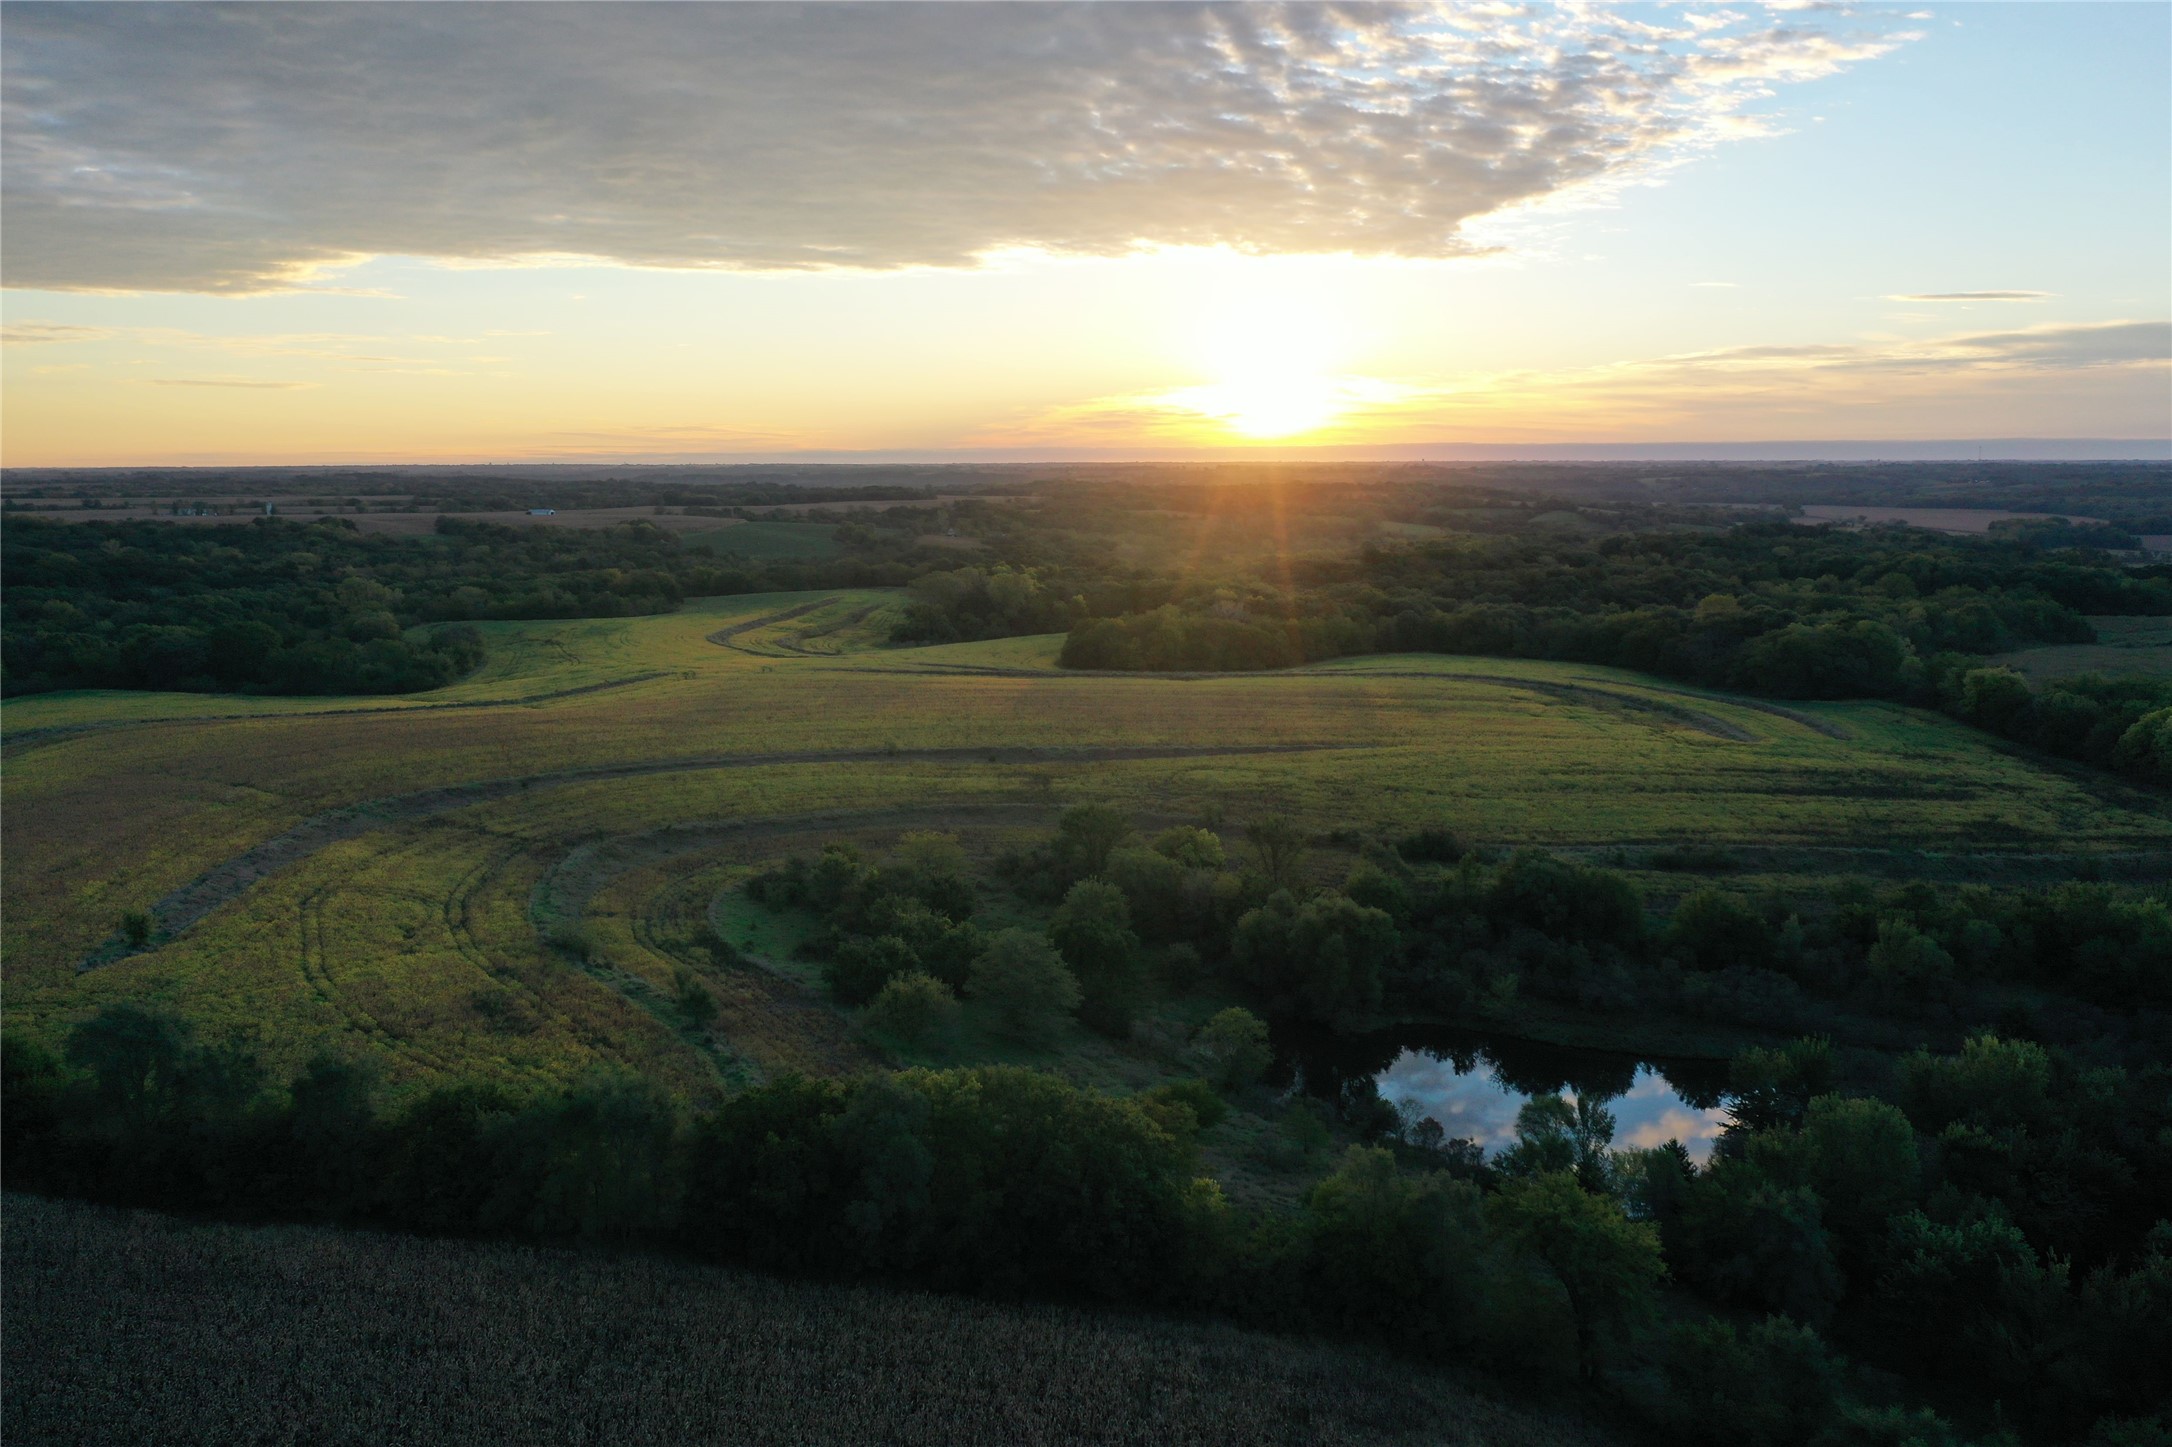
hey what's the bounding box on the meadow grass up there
[8,590,2165,1092]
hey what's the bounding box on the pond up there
[1276,1022,1736,1163]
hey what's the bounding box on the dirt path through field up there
[2,672,679,756]
[704,599,833,652]
[870,660,1761,742]
[84,741,1361,971]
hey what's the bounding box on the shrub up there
[672,968,718,1027]
[1395,827,1464,864]
[1190,1007,1273,1092]
[1151,826,1225,870]
[548,921,599,963]
[1669,889,1774,971]
[824,933,920,1006]
[860,971,960,1050]
[1658,1316,1843,1447]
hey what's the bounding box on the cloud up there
[146,377,314,390]
[987,320,2171,445]
[1887,290,2052,302]
[2,4,1917,293]
[1,321,113,345]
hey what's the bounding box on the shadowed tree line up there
[1056,522,2172,781]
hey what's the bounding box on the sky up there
[2,1,2166,467]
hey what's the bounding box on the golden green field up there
[8,590,2167,1101]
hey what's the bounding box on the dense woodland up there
[10,470,2172,788]
[0,514,934,695]
[9,806,2169,1444]
[1049,524,2172,783]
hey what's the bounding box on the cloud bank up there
[3,2,1916,293]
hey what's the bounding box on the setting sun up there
[1154,304,1397,440]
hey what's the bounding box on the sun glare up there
[1162,306,1368,439]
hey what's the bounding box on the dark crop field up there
[1,1192,1615,1447]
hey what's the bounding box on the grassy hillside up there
[6,590,2166,1093]
[2,1192,1618,1447]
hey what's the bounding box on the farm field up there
[682,519,842,557]
[1,1192,1616,1447]
[1992,614,2172,682]
[7,589,2169,1102]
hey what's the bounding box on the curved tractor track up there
[81,741,1361,972]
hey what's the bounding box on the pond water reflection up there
[1279,1024,1734,1163]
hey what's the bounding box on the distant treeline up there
[0,515,947,696]
[1051,523,2172,781]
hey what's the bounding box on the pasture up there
[7,589,2167,1100]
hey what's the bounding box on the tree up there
[286,1052,382,1216]
[966,928,1080,1044]
[1669,888,1774,971]
[823,933,919,1005]
[1488,1170,1665,1380]
[1101,844,1188,943]
[1050,804,1133,884]
[885,831,976,920]
[65,1004,193,1134]
[1049,879,1147,1035]
[1866,918,1955,998]
[1495,1092,1617,1195]
[861,971,960,1051]
[1764,1094,1919,1259]
[1151,825,1225,870]
[1671,1158,1843,1325]
[1660,1317,1843,1447]
[1231,890,1393,1022]
[1191,1007,1272,1092]
[1725,1036,1835,1136]
[521,1072,681,1240]
[1304,1146,1495,1348]
[1244,814,1308,893]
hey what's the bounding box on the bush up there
[1190,1007,1273,1092]
[860,971,960,1050]
[1658,1316,1843,1447]
[1395,827,1464,864]
[824,933,921,1006]
[672,968,718,1027]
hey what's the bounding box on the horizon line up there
[9,437,2172,472]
